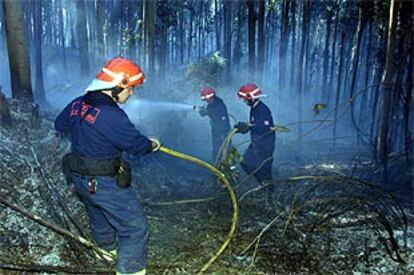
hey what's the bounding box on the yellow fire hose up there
[0,146,238,274]
[159,146,239,274]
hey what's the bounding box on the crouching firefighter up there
[234,83,276,197]
[55,57,160,275]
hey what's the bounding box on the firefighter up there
[55,57,159,275]
[197,87,231,162]
[234,83,275,193]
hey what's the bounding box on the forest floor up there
[0,99,413,274]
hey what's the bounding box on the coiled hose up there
[159,146,239,274]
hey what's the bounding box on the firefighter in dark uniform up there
[197,87,231,162]
[234,83,275,193]
[55,57,159,275]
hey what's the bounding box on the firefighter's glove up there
[235,122,250,134]
[198,106,207,117]
[149,138,161,152]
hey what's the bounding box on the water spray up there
[130,99,195,112]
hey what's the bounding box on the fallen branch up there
[0,261,111,274]
[0,194,115,261]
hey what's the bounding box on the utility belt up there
[62,152,131,188]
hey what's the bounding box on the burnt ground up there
[0,99,413,274]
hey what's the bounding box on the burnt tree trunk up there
[321,9,332,99]
[96,0,105,64]
[257,0,265,79]
[377,0,398,183]
[3,0,33,101]
[279,0,289,92]
[224,0,232,81]
[233,1,244,72]
[348,7,365,152]
[247,0,256,76]
[332,31,345,150]
[296,0,310,155]
[75,0,90,75]
[289,0,297,91]
[0,91,12,127]
[33,0,48,107]
[214,0,221,51]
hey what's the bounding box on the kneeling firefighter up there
[55,57,160,275]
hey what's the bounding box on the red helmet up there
[85,57,145,91]
[237,83,264,100]
[200,87,215,100]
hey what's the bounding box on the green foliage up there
[312,103,327,115]
[268,0,282,11]
[186,52,226,87]
[218,146,243,184]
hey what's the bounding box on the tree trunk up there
[403,37,413,169]
[3,0,33,101]
[279,0,289,92]
[257,0,265,79]
[58,1,67,72]
[265,8,274,77]
[96,0,104,64]
[332,31,345,150]
[179,3,184,64]
[377,0,398,183]
[321,10,332,99]
[289,0,297,91]
[33,0,47,107]
[296,0,309,155]
[159,8,168,79]
[224,0,232,81]
[348,7,365,152]
[214,0,221,51]
[0,90,12,127]
[247,0,256,76]
[188,2,193,60]
[328,5,340,104]
[358,20,373,135]
[233,1,243,72]
[146,0,157,76]
[76,0,90,75]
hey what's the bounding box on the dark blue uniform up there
[241,100,275,183]
[203,96,231,161]
[55,91,151,273]
[55,92,151,159]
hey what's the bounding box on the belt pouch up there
[116,159,132,188]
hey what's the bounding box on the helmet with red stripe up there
[237,83,265,101]
[85,57,145,92]
[200,87,215,101]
